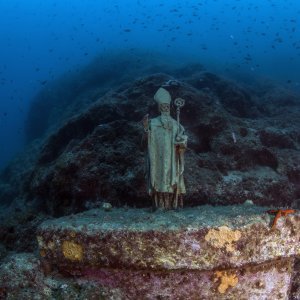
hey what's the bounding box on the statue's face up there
[159,103,170,113]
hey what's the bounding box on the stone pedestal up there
[37,204,299,299]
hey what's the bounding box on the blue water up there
[0,0,299,170]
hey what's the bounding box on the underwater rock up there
[25,51,195,143]
[35,204,300,299]
[0,68,299,265]
[0,207,46,253]
[0,183,16,206]
[0,253,47,299]
[259,128,295,149]
[0,253,122,299]
[187,71,259,118]
[0,244,7,261]
[102,202,112,212]
[19,72,300,215]
[291,258,300,300]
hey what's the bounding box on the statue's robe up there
[146,114,187,209]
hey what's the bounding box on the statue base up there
[36,204,299,299]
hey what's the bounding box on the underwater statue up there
[142,87,188,210]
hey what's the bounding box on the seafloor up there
[0,54,299,299]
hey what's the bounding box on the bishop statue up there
[142,87,188,210]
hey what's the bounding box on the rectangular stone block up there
[36,204,299,298]
[37,205,299,271]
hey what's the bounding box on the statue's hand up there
[175,134,188,152]
[175,133,188,144]
[141,114,149,130]
[175,142,187,149]
[175,143,187,154]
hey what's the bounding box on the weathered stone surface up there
[36,204,299,298]
[0,253,48,299]
[0,254,294,299]
[37,205,299,271]
[291,258,300,300]
[76,259,294,299]
[0,253,122,299]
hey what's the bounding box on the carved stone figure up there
[142,87,188,210]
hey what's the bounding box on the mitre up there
[154,87,171,105]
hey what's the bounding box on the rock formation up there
[0,59,299,298]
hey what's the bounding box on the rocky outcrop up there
[22,72,300,216]
[34,204,299,299]
[0,61,299,298]
[0,253,121,299]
